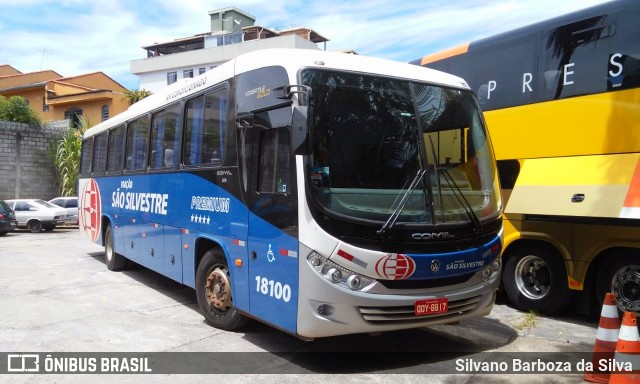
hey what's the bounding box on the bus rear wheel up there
[196,249,248,331]
[596,255,640,313]
[503,244,570,315]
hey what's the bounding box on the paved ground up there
[0,228,603,383]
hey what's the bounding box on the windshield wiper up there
[377,169,426,240]
[441,168,483,233]
[427,136,483,234]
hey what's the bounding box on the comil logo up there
[412,232,455,240]
[79,179,102,242]
[375,254,416,280]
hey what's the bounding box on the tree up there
[0,95,41,124]
[52,116,90,196]
[123,89,152,105]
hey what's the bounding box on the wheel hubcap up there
[205,267,231,311]
[514,255,550,300]
[612,266,640,312]
[105,239,113,262]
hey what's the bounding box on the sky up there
[0,0,615,90]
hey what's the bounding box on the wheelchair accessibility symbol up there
[267,244,275,263]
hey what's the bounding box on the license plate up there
[415,298,448,316]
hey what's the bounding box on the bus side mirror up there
[291,105,313,155]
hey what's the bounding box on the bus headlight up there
[482,256,502,281]
[307,252,374,291]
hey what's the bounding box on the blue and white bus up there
[78,48,503,339]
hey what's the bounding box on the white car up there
[5,199,68,233]
[49,196,79,224]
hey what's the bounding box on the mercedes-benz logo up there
[431,259,441,272]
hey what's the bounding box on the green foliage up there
[52,116,90,196]
[0,95,41,125]
[123,89,152,105]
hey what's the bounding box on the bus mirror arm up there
[291,105,313,155]
[276,85,312,105]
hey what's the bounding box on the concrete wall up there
[0,120,69,201]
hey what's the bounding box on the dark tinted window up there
[150,104,181,169]
[497,160,521,189]
[183,89,227,166]
[541,16,612,100]
[92,132,108,174]
[126,116,150,171]
[107,125,125,172]
[80,137,93,176]
[0,200,10,213]
[258,127,291,193]
[236,66,289,115]
[14,202,32,211]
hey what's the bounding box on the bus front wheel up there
[503,244,570,315]
[104,225,126,271]
[596,255,640,313]
[196,249,248,331]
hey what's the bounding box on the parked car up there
[0,200,18,236]
[49,196,79,224]
[5,199,67,233]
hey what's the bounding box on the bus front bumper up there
[296,254,500,339]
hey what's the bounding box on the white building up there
[130,7,329,92]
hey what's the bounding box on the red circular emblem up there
[375,254,416,280]
[79,179,102,242]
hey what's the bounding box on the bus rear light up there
[307,252,374,291]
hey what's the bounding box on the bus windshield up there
[302,69,501,227]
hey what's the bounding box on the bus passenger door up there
[241,108,299,334]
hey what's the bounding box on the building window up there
[102,105,110,122]
[199,67,206,75]
[65,108,83,128]
[167,71,177,85]
[43,98,49,112]
[183,69,193,78]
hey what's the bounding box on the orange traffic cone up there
[610,311,640,384]
[584,292,620,383]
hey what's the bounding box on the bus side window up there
[107,125,125,173]
[149,110,166,170]
[497,159,521,189]
[92,132,108,175]
[80,137,93,176]
[184,89,227,166]
[125,115,150,172]
[258,127,291,194]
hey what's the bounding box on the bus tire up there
[503,244,570,314]
[596,255,640,313]
[104,225,126,271]
[196,249,248,331]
